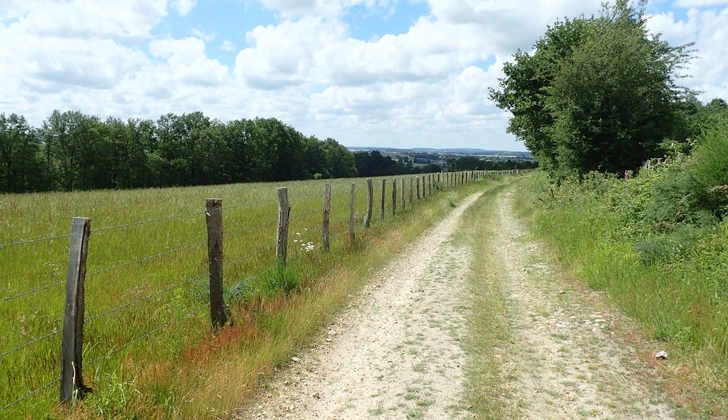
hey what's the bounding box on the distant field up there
[0,171,489,417]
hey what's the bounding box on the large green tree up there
[490,0,694,177]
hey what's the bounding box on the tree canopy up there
[490,0,695,178]
[0,111,360,193]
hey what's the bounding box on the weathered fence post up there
[323,184,331,252]
[422,176,426,198]
[401,178,406,211]
[60,217,91,404]
[428,174,431,196]
[205,198,227,331]
[365,179,373,228]
[409,177,413,204]
[392,178,397,216]
[381,179,386,220]
[349,183,356,243]
[276,187,290,265]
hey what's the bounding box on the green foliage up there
[521,172,728,412]
[491,0,694,178]
[0,114,47,192]
[260,261,301,297]
[1,111,360,193]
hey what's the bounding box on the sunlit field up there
[0,171,509,418]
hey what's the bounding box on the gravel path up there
[235,187,676,419]
[236,193,482,419]
[491,192,674,419]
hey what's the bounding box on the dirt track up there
[235,186,675,419]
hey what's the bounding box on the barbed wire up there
[85,274,207,324]
[223,244,275,270]
[0,329,62,360]
[86,302,208,368]
[0,233,70,250]
[0,280,65,305]
[86,240,206,278]
[93,210,204,234]
[1,376,59,412]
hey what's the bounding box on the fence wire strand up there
[0,233,70,250]
[0,280,65,305]
[93,210,204,234]
[221,197,278,211]
[224,220,277,239]
[85,274,207,324]
[223,244,276,270]
[86,302,208,368]
[1,376,59,412]
[289,208,321,221]
[86,240,206,278]
[0,329,62,359]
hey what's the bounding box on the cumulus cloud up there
[172,0,197,15]
[7,0,168,39]
[647,7,728,100]
[1,0,726,150]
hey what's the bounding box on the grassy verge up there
[454,177,522,419]
[512,172,728,417]
[43,176,501,419]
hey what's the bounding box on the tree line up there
[0,110,539,194]
[0,111,359,193]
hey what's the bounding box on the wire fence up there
[0,233,70,250]
[0,171,497,416]
[0,280,65,305]
[85,273,207,325]
[92,210,205,234]
[86,240,207,278]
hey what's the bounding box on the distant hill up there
[348,146,532,158]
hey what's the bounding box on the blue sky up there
[1,0,727,151]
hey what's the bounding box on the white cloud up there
[220,39,236,51]
[673,0,728,7]
[6,0,168,39]
[1,0,726,151]
[149,37,230,86]
[192,28,215,42]
[172,0,197,15]
[647,7,728,100]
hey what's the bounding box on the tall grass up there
[0,172,499,418]
[514,172,728,416]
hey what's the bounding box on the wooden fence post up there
[381,179,386,220]
[323,184,331,252]
[392,178,397,216]
[416,177,420,200]
[409,177,413,204]
[422,176,426,198]
[401,178,406,211]
[60,217,91,404]
[349,183,356,243]
[205,199,227,331]
[276,187,290,265]
[428,174,431,196]
[365,179,373,228]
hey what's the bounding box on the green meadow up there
[0,171,499,418]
